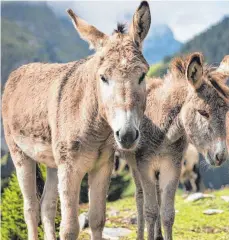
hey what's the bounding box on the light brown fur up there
[2,2,151,240]
[180,144,200,192]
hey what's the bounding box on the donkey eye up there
[198,110,210,119]
[139,73,146,85]
[100,75,108,84]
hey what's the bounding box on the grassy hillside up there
[1,2,91,85]
[79,188,229,239]
[148,16,229,78]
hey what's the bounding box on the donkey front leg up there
[88,154,114,240]
[41,167,58,240]
[8,142,39,240]
[159,160,181,240]
[55,142,89,240]
[58,162,86,240]
[132,169,145,240]
[139,163,159,240]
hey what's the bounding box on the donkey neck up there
[145,75,188,141]
[57,55,112,143]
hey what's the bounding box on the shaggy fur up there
[121,53,229,240]
[2,2,151,240]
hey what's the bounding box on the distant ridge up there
[1,1,91,85]
[148,16,229,77]
[180,16,229,64]
[143,24,182,64]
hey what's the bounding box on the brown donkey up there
[122,53,229,240]
[2,2,151,239]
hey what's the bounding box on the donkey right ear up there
[67,9,108,50]
[186,52,204,89]
[129,1,151,49]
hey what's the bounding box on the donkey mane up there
[113,23,127,34]
[169,55,229,99]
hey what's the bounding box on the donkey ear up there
[67,9,108,50]
[217,55,229,74]
[129,1,151,48]
[186,52,204,89]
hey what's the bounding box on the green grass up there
[173,188,229,240]
[1,154,9,166]
[78,188,229,239]
[147,62,163,76]
[147,61,169,78]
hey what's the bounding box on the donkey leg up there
[88,156,114,240]
[139,163,158,240]
[41,167,58,240]
[58,161,86,240]
[132,169,145,240]
[154,178,163,240]
[8,142,39,240]
[159,160,181,240]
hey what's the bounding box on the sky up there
[46,1,229,43]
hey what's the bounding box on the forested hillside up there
[180,16,229,64]
[1,1,91,85]
[148,16,229,77]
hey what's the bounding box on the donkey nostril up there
[135,130,139,141]
[116,130,120,139]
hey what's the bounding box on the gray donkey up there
[122,53,229,240]
[2,2,151,239]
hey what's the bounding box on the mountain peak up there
[144,24,182,64]
[150,24,173,38]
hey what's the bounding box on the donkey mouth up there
[215,155,223,166]
[118,143,138,151]
[115,137,139,151]
[115,136,140,151]
[215,153,227,166]
[207,151,227,167]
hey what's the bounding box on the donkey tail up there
[36,163,45,199]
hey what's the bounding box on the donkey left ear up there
[129,1,151,49]
[186,52,204,89]
[67,9,108,50]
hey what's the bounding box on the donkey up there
[180,144,202,192]
[2,2,151,239]
[122,53,229,240]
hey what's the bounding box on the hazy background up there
[46,1,229,42]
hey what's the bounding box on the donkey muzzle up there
[208,140,229,167]
[116,128,139,150]
[215,150,228,166]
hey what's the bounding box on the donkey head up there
[67,1,151,150]
[178,53,229,166]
